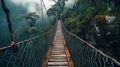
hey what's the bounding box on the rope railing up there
[61,22,120,67]
[0,23,57,67]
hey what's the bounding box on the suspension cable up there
[41,0,50,26]
[39,0,48,29]
[41,0,47,12]
[39,0,44,28]
[62,22,120,66]
[1,0,16,45]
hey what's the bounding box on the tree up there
[20,12,40,34]
[20,12,39,27]
[48,0,68,15]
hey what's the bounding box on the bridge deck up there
[42,21,74,67]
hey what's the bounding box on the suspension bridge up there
[0,0,120,67]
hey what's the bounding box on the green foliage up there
[64,17,80,34]
[49,0,120,61]
[47,0,68,16]
[15,26,30,41]
[20,12,39,27]
[47,0,110,35]
[82,7,96,21]
[110,6,120,21]
[15,26,45,41]
[110,6,120,31]
[64,6,97,34]
[47,6,57,16]
[28,26,39,33]
[98,2,108,14]
[20,12,39,18]
[16,12,42,41]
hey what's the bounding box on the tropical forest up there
[0,0,120,67]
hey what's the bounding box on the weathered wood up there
[47,66,68,67]
[48,62,68,66]
[42,20,74,67]
[49,58,67,62]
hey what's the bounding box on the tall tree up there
[20,12,39,27]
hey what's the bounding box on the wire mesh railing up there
[62,22,120,67]
[0,23,56,67]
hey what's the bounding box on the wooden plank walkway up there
[42,20,74,67]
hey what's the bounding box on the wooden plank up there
[47,66,68,67]
[50,56,67,59]
[43,21,74,67]
[48,62,68,66]
[52,51,65,53]
[51,52,65,55]
[51,55,66,57]
[49,58,67,62]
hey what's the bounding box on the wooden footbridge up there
[42,21,74,67]
[0,20,120,67]
[0,0,120,67]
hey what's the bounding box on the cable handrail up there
[0,22,57,67]
[62,22,120,66]
[0,23,56,51]
[0,30,50,51]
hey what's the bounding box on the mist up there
[0,0,55,47]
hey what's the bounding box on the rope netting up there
[0,23,56,67]
[0,0,120,67]
[0,0,57,66]
[62,22,120,67]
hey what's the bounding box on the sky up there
[10,0,55,12]
[9,0,75,13]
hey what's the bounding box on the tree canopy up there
[20,12,39,27]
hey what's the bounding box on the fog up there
[0,0,55,47]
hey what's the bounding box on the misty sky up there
[10,0,55,12]
[10,0,75,12]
